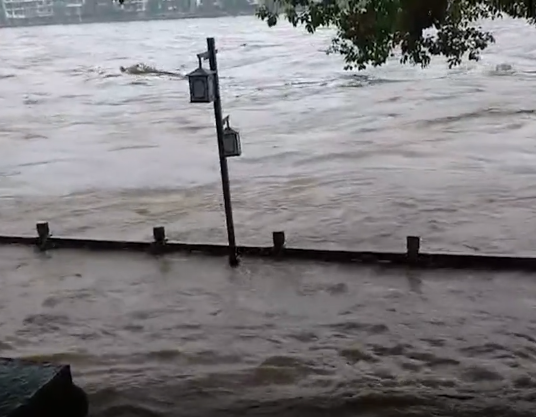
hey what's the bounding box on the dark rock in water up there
[0,357,88,417]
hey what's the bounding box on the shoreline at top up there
[0,9,256,29]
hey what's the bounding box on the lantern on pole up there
[187,53,215,103]
[222,116,242,158]
[187,38,242,267]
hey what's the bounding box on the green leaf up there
[256,0,535,70]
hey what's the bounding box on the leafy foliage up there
[256,0,536,70]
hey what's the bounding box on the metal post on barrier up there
[36,222,50,251]
[272,231,286,256]
[151,226,167,254]
[406,236,421,263]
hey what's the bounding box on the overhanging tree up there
[256,0,536,70]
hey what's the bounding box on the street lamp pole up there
[187,37,241,267]
[207,37,238,267]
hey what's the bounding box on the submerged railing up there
[0,221,534,272]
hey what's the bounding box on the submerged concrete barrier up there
[0,357,88,417]
[0,222,533,271]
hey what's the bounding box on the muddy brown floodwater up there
[2,13,536,417]
[1,246,536,417]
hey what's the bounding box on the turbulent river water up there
[2,15,536,417]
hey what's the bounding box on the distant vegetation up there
[256,0,536,70]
